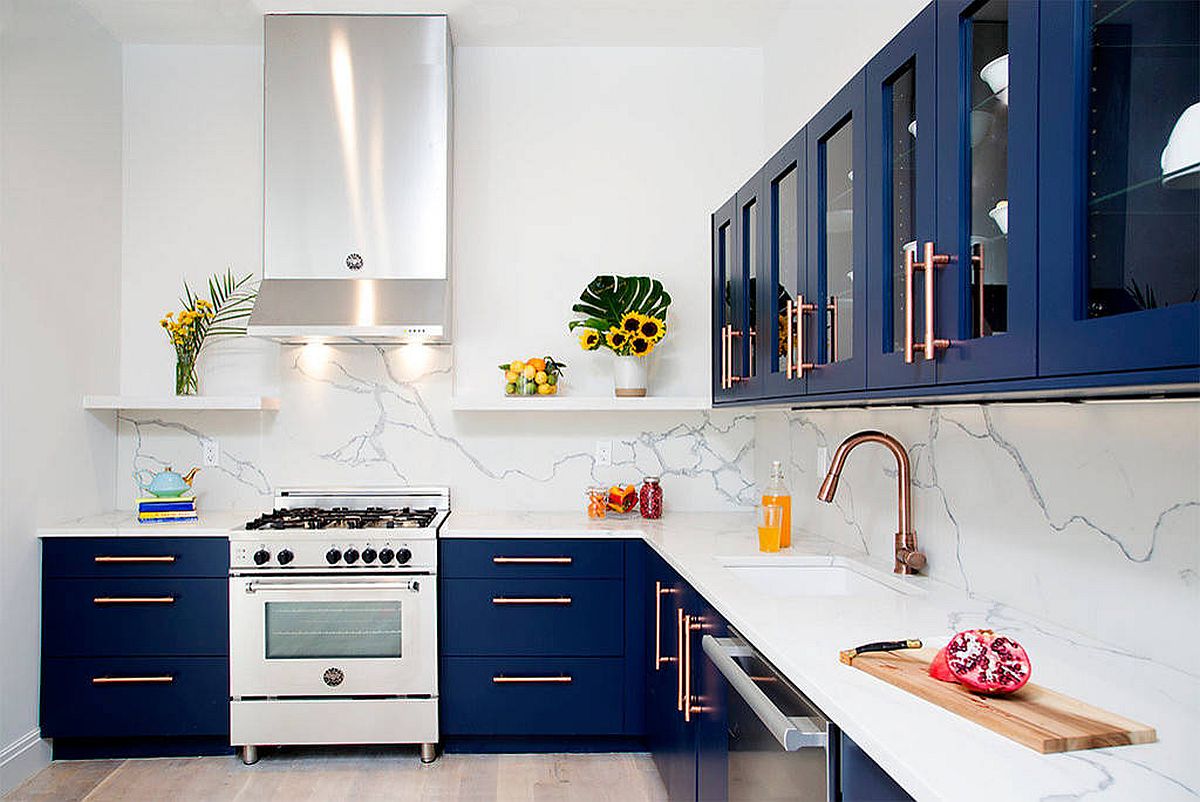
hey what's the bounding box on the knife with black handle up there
[839,639,922,665]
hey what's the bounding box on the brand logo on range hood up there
[323,667,345,687]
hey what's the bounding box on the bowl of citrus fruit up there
[500,356,565,397]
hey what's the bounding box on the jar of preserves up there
[639,476,663,519]
[586,486,608,519]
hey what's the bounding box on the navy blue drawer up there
[441,578,623,656]
[43,537,228,578]
[43,578,228,657]
[441,657,624,735]
[441,538,624,579]
[41,657,228,738]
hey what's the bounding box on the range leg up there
[241,745,259,765]
[420,743,437,764]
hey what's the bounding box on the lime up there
[505,383,516,395]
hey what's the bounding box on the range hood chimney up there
[249,14,452,344]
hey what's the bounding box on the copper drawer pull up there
[654,581,678,670]
[92,675,174,685]
[491,597,572,605]
[93,596,176,604]
[683,615,707,722]
[676,607,685,711]
[94,556,176,564]
[492,675,573,684]
[491,556,572,565]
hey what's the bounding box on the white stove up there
[229,487,447,765]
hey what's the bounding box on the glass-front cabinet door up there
[712,196,739,402]
[866,3,938,389]
[712,173,764,402]
[934,0,1039,383]
[806,71,869,394]
[1039,0,1199,376]
[757,129,809,398]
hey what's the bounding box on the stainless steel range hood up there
[249,14,452,344]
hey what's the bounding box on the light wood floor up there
[4,748,668,802]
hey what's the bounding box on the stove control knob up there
[253,549,271,566]
[378,548,395,564]
[343,548,360,564]
[325,548,342,565]
[277,549,294,566]
[396,548,412,565]
[362,547,377,564]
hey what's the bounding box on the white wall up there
[0,0,121,789]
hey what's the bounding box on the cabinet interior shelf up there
[451,395,711,412]
[83,395,281,412]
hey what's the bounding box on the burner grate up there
[245,506,438,531]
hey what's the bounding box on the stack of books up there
[137,496,197,523]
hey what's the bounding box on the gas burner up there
[244,505,439,531]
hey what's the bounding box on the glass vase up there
[175,354,198,396]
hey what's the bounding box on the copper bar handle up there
[971,242,985,339]
[795,296,816,378]
[492,675,572,684]
[683,615,706,722]
[676,607,685,712]
[720,325,730,389]
[827,296,839,364]
[729,328,744,385]
[491,597,572,605]
[492,556,572,565]
[784,299,795,379]
[92,675,174,685]
[921,241,951,361]
[93,596,175,604]
[748,328,756,378]
[654,581,677,670]
[904,245,916,363]
[94,556,176,564]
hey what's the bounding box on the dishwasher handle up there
[702,635,828,751]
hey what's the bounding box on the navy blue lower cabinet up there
[41,657,229,739]
[440,578,624,657]
[42,536,229,579]
[693,602,729,802]
[839,732,914,802]
[644,551,696,802]
[440,657,624,736]
[440,538,624,579]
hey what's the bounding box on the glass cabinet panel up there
[771,167,799,377]
[742,198,758,377]
[889,65,919,354]
[967,0,1009,337]
[1086,0,1199,319]
[822,121,854,363]
[265,601,403,659]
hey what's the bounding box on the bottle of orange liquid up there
[762,461,792,548]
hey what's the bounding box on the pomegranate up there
[944,629,1032,695]
[927,646,958,683]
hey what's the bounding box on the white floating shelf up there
[451,395,711,412]
[83,395,281,412]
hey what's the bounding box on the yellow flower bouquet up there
[160,270,257,395]
[568,276,670,359]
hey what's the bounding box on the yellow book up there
[137,510,199,520]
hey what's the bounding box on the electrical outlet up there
[817,445,829,476]
[202,438,220,467]
[595,440,613,467]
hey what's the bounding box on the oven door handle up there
[702,635,827,751]
[243,580,422,594]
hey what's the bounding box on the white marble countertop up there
[445,510,1199,802]
[36,508,1197,800]
[38,509,258,537]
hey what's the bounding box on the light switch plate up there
[595,440,613,467]
[202,438,220,467]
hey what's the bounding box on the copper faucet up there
[816,430,927,575]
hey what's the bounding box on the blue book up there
[137,515,198,524]
[138,501,196,513]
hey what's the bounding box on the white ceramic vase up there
[196,337,280,396]
[613,355,648,398]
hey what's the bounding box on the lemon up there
[548,384,558,394]
[522,364,537,380]
[510,360,525,373]
[537,383,552,395]
[504,370,518,383]
[535,370,548,385]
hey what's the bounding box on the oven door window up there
[264,601,403,659]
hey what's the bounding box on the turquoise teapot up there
[136,466,199,498]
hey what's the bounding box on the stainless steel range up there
[229,487,446,765]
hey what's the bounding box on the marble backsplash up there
[117,344,756,514]
[754,402,1200,674]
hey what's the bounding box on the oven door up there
[230,573,437,698]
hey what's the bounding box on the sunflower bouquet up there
[569,276,671,358]
[159,270,258,395]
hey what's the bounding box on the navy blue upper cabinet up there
[866,3,939,389]
[757,128,809,398]
[712,184,763,403]
[807,71,870,394]
[1039,0,1200,377]
[934,0,1040,383]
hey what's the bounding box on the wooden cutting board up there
[848,648,1156,753]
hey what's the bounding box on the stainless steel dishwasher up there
[702,631,836,802]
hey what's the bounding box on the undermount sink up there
[715,556,920,599]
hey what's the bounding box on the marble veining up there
[117,345,755,513]
[755,401,1200,676]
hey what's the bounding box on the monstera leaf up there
[568,275,672,331]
